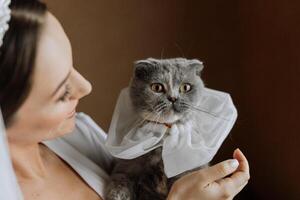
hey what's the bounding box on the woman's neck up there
[9,142,49,180]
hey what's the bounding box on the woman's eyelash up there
[59,85,71,102]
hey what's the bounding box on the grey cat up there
[106,58,205,200]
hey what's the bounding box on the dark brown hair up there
[0,0,47,127]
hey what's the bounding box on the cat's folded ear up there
[133,60,155,80]
[188,59,204,76]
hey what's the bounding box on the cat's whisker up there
[150,103,161,113]
[154,103,166,113]
[130,101,166,131]
[153,96,168,113]
[154,111,163,129]
[128,118,149,131]
[182,102,229,121]
[148,110,163,131]
[156,104,167,113]
[129,110,158,131]
[150,95,167,113]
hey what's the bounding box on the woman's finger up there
[218,149,250,189]
[233,148,250,176]
[198,158,239,185]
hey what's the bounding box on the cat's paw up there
[106,185,132,200]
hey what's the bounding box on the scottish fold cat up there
[106,58,207,200]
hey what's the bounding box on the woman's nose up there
[72,70,92,100]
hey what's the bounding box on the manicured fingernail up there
[229,159,239,168]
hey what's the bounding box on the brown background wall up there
[46,0,300,199]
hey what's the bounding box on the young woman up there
[0,0,250,199]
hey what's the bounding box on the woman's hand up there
[167,149,250,200]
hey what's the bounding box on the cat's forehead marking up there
[156,59,184,86]
[168,71,173,94]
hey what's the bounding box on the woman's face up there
[7,12,92,145]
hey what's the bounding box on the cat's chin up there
[161,115,180,124]
[141,111,183,124]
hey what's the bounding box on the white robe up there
[0,112,113,199]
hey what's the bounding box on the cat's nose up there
[167,96,177,103]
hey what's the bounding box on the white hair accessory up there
[0,0,11,47]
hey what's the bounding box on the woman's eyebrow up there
[51,70,72,97]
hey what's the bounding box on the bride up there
[0,0,249,199]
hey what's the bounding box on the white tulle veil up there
[0,108,23,199]
[106,87,238,178]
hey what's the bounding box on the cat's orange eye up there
[180,83,192,93]
[150,83,164,93]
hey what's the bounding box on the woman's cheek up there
[41,103,75,138]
